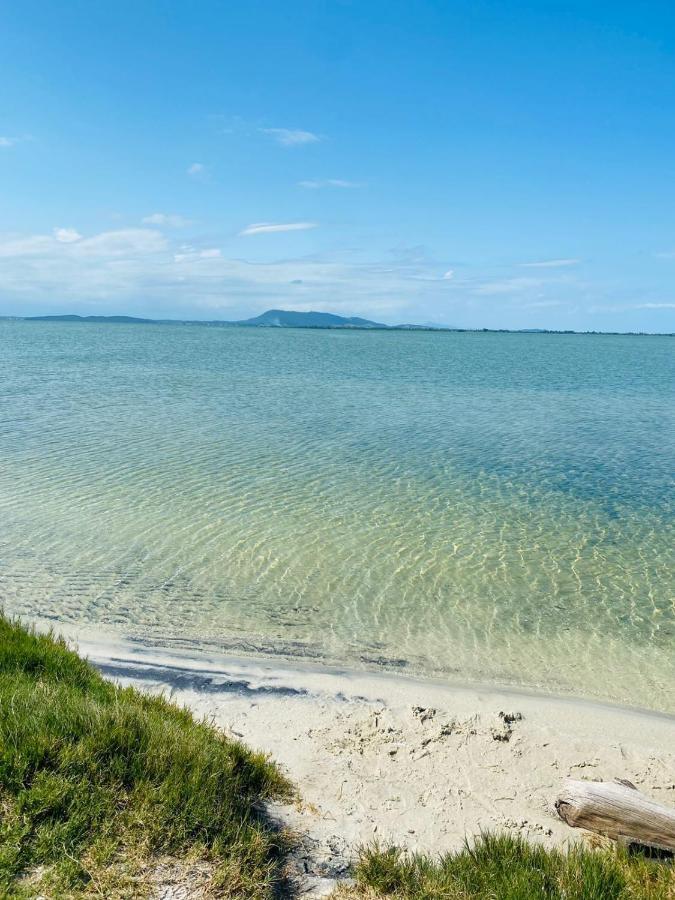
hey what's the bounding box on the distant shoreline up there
[1,313,672,336]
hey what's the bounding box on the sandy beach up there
[59,628,675,897]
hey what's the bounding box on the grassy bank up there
[0,615,291,898]
[340,833,675,899]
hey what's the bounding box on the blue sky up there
[1,1,675,331]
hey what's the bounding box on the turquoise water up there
[0,322,673,710]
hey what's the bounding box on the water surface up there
[1,322,673,710]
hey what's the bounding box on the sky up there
[1,1,675,331]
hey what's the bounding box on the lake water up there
[1,322,673,711]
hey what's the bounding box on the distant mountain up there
[27,314,157,324]
[234,309,386,328]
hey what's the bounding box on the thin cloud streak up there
[261,128,321,146]
[520,258,580,268]
[298,179,360,189]
[142,213,192,227]
[174,246,221,262]
[239,222,318,236]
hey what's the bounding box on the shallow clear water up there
[1,322,673,710]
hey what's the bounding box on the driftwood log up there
[555,779,675,852]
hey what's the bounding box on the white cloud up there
[142,213,192,227]
[8,227,650,328]
[298,179,360,189]
[0,226,448,320]
[0,228,165,259]
[74,229,167,257]
[261,128,321,146]
[54,228,82,243]
[187,162,206,177]
[0,235,56,257]
[520,258,580,268]
[442,269,454,280]
[239,221,318,236]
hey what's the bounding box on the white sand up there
[68,629,675,897]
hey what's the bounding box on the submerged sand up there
[66,629,675,897]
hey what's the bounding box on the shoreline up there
[55,623,675,895]
[35,617,675,719]
[73,624,675,724]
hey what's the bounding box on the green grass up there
[0,614,292,898]
[342,833,675,899]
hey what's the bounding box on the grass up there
[0,614,292,899]
[340,832,675,899]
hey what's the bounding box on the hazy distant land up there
[2,308,671,334]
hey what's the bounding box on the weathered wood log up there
[555,779,675,852]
